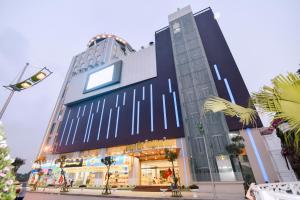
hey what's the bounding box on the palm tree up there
[204,96,257,126]
[101,156,115,195]
[55,155,68,192]
[11,157,25,174]
[251,73,300,148]
[204,72,300,178]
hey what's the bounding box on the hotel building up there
[35,6,281,195]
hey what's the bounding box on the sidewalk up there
[28,187,244,200]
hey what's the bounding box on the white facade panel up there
[64,45,157,104]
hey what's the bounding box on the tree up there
[204,72,300,179]
[101,156,115,195]
[55,155,68,192]
[165,148,182,197]
[31,155,46,191]
[0,122,16,200]
[226,136,246,182]
[11,157,25,174]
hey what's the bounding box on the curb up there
[28,191,212,200]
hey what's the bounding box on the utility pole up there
[0,63,29,120]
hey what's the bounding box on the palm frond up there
[252,73,300,133]
[204,97,257,126]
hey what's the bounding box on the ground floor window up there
[141,160,179,186]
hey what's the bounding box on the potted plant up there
[111,185,118,193]
[189,184,199,198]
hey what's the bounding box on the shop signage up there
[125,139,176,152]
[63,158,83,168]
[85,155,127,167]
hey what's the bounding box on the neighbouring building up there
[34,6,282,196]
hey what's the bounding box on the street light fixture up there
[0,63,52,120]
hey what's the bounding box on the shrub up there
[189,184,199,189]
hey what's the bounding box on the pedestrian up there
[16,182,27,200]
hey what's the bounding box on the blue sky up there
[0,0,299,172]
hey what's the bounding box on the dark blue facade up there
[194,9,263,130]
[54,28,185,154]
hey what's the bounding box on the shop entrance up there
[141,160,178,185]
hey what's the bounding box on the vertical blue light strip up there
[136,101,140,134]
[150,84,154,132]
[82,105,86,117]
[84,103,93,142]
[115,107,120,138]
[162,94,167,130]
[106,109,112,139]
[142,86,145,100]
[87,113,94,142]
[65,119,74,145]
[168,78,172,93]
[115,95,119,108]
[77,107,81,118]
[224,78,236,104]
[172,91,180,127]
[72,117,80,144]
[59,110,71,146]
[246,128,270,182]
[96,100,100,112]
[123,92,126,106]
[131,89,136,135]
[213,64,222,80]
[97,99,105,140]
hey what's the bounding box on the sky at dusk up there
[0,0,299,173]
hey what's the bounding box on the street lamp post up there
[0,63,29,120]
[0,63,52,120]
[197,123,216,199]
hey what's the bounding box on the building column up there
[176,138,191,187]
[128,157,140,186]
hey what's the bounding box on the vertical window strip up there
[115,107,120,138]
[65,119,74,145]
[136,101,140,134]
[131,89,136,135]
[150,84,154,132]
[168,78,172,93]
[224,78,236,104]
[106,109,112,139]
[59,110,71,146]
[97,99,106,140]
[172,91,180,127]
[162,94,167,130]
[213,64,222,80]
